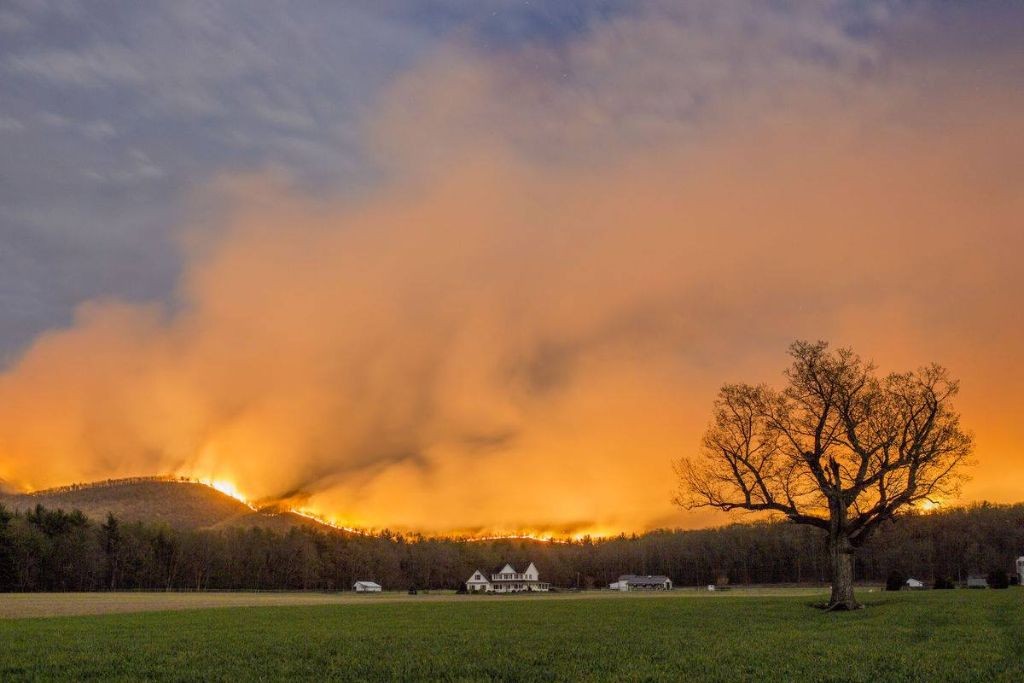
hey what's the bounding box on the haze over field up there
[1,2,1022,535]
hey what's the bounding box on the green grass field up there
[1,590,1021,681]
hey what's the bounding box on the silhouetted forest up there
[0,502,1020,592]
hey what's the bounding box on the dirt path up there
[0,586,831,619]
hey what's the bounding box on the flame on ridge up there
[203,479,258,510]
[21,474,612,541]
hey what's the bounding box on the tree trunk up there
[828,535,859,610]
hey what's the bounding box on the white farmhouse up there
[353,580,382,592]
[609,574,672,591]
[466,563,550,593]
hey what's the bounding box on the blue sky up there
[0,1,633,357]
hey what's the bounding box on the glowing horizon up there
[3,472,1000,540]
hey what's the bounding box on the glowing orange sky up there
[0,9,1022,535]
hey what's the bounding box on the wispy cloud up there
[9,45,144,86]
[0,115,24,131]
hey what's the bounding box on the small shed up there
[905,578,925,590]
[1017,556,1024,584]
[966,575,988,589]
[353,580,382,592]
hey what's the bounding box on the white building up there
[609,574,672,591]
[353,580,382,592]
[905,578,925,590]
[1017,556,1024,585]
[466,563,550,593]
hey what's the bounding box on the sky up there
[0,1,1022,535]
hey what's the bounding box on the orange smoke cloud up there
[0,16,1022,534]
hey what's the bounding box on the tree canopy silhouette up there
[676,341,973,610]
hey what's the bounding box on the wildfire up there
[158,473,614,540]
[179,475,370,533]
[196,479,616,540]
[460,527,615,543]
[195,478,257,511]
[465,533,574,544]
[281,508,616,542]
[287,508,369,536]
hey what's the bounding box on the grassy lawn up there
[0,590,1021,681]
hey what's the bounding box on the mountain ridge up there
[0,476,338,533]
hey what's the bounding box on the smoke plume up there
[1,5,1022,533]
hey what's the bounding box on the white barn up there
[466,563,550,593]
[609,574,672,591]
[353,580,382,592]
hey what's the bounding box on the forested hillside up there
[0,478,331,532]
[1,499,1020,592]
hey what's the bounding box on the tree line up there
[0,502,1020,592]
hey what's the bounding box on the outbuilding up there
[609,575,672,591]
[966,575,988,589]
[905,578,925,590]
[353,580,382,592]
[1017,556,1024,585]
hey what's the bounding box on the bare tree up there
[676,341,973,610]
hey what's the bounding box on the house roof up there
[478,561,542,578]
[353,581,381,588]
[621,575,671,585]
